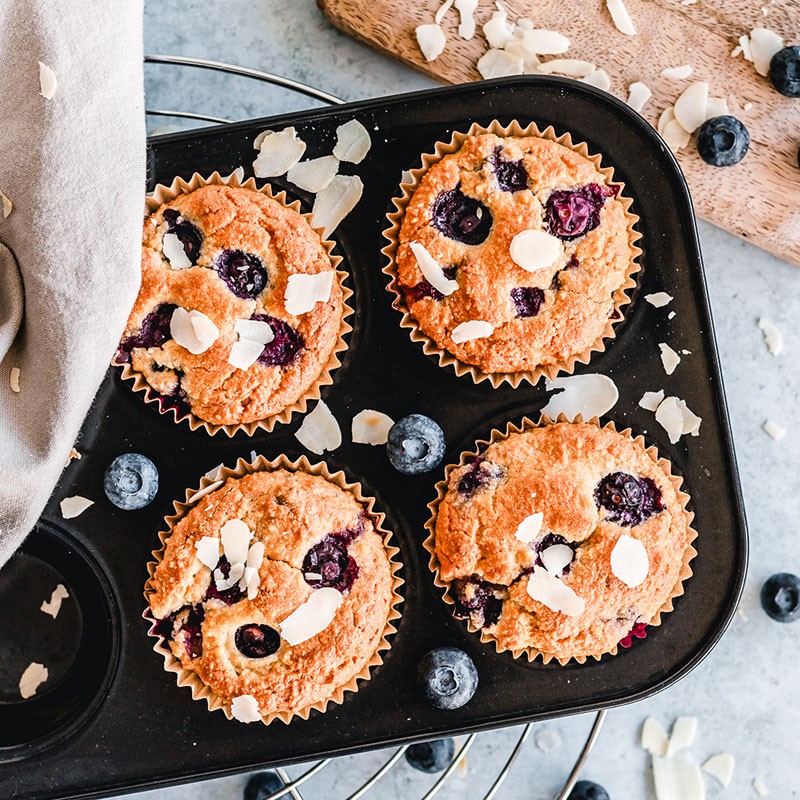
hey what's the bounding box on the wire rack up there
[142,53,608,800]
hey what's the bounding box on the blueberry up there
[491,147,528,192]
[568,780,610,800]
[618,620,648,648]
[251,314,304,367]
[545,184,616,241]
[103,453,159,510]
[235,624,281,658]
[162,208,202,265]
[418,647,478,710]
[534,533,576,576]
[117,303,177,362]
[457,457,504,499]
[386,414,446,475]
[696,116,749,167]
[182,605,205,658]
[244,771,286,800]
[432,185,492,245]
[510,286,545,318]
[402,266,456,305]
[216,249,268,299]
[204,557,245,605]
[405,738,455,773]
[770,46,800,98]
[761,573,800,623]
[302,530,361,593]
[595,472,663,527]
[451,576,505,628]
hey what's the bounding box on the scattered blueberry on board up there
[103,453,159,510]
[386,414,446,475]
[405,738,455,773]
[696,116,750,167]
[568,780,610,800]
[761,573,800,623]
[770,45,800,98]
[418,647,478,710]
[244,771,285,800]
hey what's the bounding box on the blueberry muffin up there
[427,422,694,663]
[147,466,398,721]
[391,130,637,379]
[117,183,345,428]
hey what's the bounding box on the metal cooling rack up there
[142,53,608,800]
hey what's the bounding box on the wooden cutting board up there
[319,0,800,266]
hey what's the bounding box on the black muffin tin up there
[0,77,747,799]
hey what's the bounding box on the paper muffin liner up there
[423,414,697,665]
[382,120,642,388]
[143,454,403,725]
[116,171,354,437]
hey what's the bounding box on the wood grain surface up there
[319,0,800,266]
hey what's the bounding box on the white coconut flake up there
[753,777,769,796]
[305,572,323,582]
[655,396,684,443]
[483,10,516,48]
[60,495,93,519]
[581,69,612,91]
[658,106,676,135]
[666,716,698,757]
[214,561,245,591]
[503,39,541,73]
[162,232,192,270]
[662,118,691,152]
[287,155,339,193]
[703,753,735,788]
[748,27,783,76]
[521,29,570,55]
[235,319,274,345]
[668,310,676,320]
[639,390,665,412]
[659,342,681,375]
[677,399,702,436]
[645,292,673,308]
[527,566,585,616]
[333,119,372,164]
[674,82,709,133]
[409,242,459,296]
[758,317,782,355]
[607,0,637,36]
[231,694,262,723]
[193,537,220,570]
[454,0,478,39]
[187,480,223,505]
[1,190,12,218]
[19,662,49,699]
[627,82,652,113]
[312,174,363,238]
[451,320,494,344]
[641,717,669,756]
[38,62,57,99]
[9,366,20,393]
[542,374,619,421]
[352,409,394,445]
[285,271,335,316]
[221,519,252,565]
[228,339,265,371]
[515,511,543,543]
[170,308,219,355]
[538,59,596,77]
[416,23,447,62]
[653,753,705,800]
[510,229,563,272]
[253,127,306,178]
[610,535,649,587]
[762,419,785,440]
[660,64,694,80]
[40,584,70,619]
[295,400,342,455]
[477,48,524,79]
[704,96,730,121]
[541,544,574,577]
[435,0,455,25]
[280,587,343,645]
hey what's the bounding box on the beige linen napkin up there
[0,1,145,567]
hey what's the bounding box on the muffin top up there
[117,184,344,426]
[148,468,396,718]
[394,133,636,376]
[432,423,694,662]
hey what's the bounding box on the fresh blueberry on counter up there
[696,116,749,167]
[244,770,286,800]
[103,453,159,510]
[770,46,800,98]
[568,780,610,800]
[386,414,446,475]
[761,573,800,623]
[405,738,455,773]
[418,647,478,710]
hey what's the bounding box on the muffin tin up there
[0,76,748,799]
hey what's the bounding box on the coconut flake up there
[235,319,274,345]
[483,10,516,48]
[653,753,705,800]
[40,584,70,619]
[659,342,681,375]
[435,0,455,25]
[38,62,57,99]
[510,229,563,272]
[607,0,637,35]
[704,96,730,121]
[763,419,785,440]
[748,27,783,76]
[187,480,223,505]
[170,308,219,355]
[9,366,20,393]
[542,374,619,421]
[204,464,224,481]
[521,29,570,55]
[641,717,669,756]
[703,754,735,788]
[758,317,782,355]
[228,339,265,370]
[194,537,220,570]
[662,119,691,152]
[477,48,524,78]
[295,400,342,455]
[312,174,363,238]
[538,59,596,77]
[627,82,652,113]
[287,155,339,193]
[220,518,253,565]
[231,695,262,723]
[645,292,673,307]
[581,69,612,91]
[304,572,323,582]
[658,106,676,135]
[753,777,769,796]
[352,409,394,445]
[666,716,698,757]
[610,535,649,587]
[503,39,541,73]
[655,396,684,443]
[333,119,372,164]
[409,242,459,296]
[674,82,709,133]
[639,390,665,412]
[541,544,574,577]
[253,127,306,178]
[247,541,265,570]
[454,0,478,39]
[416,23,447,62]
[214,561,245,591]
[1,190,12,218]
[279,587,343,645]
[527,566,585,616]
[162,232,192,270]
[677,399,702,436]
[60,496,93,519]
[451,320,494,344]
[515,511,543,543]
[660,64,694,80]
[284,271,335,316]
[19,662,48,699]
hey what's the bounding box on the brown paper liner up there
[143,454,403,725]
[423,415,697,665]
[117,171,354,437]
[382,120,642,388]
